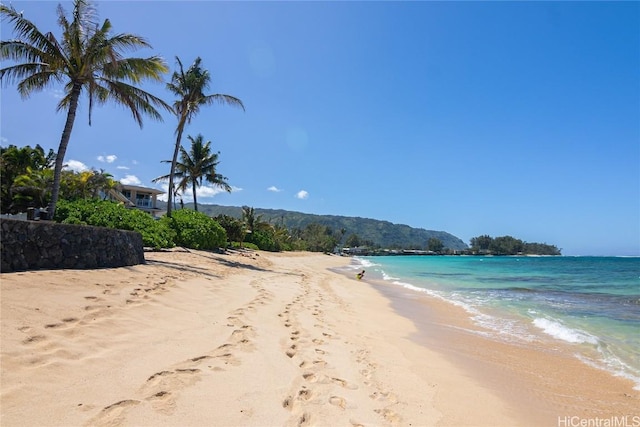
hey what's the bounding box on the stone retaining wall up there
[1,218,145,272]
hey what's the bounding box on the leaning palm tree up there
[165,56,244,217]
[0,0,170,218]
[154,134,231,212]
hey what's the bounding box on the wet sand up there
[371,283,639,426]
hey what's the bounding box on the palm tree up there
[0,0,170,218]
[242,206,258,233]
[154,134,231,212]
[165,56,244,217]
[10,167,54,212]
[0,144,55,213]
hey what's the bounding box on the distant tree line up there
[194,204,468,251]
[469,235,561,256]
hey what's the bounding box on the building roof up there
[120,184,165,195]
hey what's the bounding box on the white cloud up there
[97,154,117,163]
[295,190,309,200]
[120,174,142,185]
[194,185,243,199]
[1,136,8,144]
[116,165,130,170]
[197,186,229,198]
[156,183,169,202]
[267,186,283,192]
[64,160,88,172]
[156,184,243,203]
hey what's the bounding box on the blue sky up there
[1,1,638,256]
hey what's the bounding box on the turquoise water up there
[352,256,640,389]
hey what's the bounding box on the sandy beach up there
[1,249,638,427]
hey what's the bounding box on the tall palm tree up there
[0,0,170,218]
[154,134,231,212]
[165,56,244,217]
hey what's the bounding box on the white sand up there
[1,249,637,426]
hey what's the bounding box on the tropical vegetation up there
[54,199,175,248]
[188,203,468,251]
[153,134,231,212]
[164,56,244,217]
[0,0,170,219]
[164,208,226,250]
[469,234,561,255]
[1,145,55,213]
[1,144,121,214]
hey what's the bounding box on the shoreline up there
[365,279,639,425]
[1,249,638,426]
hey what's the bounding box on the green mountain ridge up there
[162,202,468,251]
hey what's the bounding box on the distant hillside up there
[166,203,468,251]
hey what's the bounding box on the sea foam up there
[532,317,599,345]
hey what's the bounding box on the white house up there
[109,185,164,218]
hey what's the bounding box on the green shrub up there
[246,229,280,252]
[230,241,259,250]
[54,199,175,249]
[162,209,226,250]
[214,214,246,243]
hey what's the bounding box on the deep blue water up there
[351,256,640,389]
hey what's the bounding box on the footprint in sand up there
[332,377,358,390]
[298,388,312,401]
[302,373,317,382]
[375,408,402,424]
[370,391,399,403]
[329,395,346,409]
[22,335,46,344]
[103,399,140,411]
[282,396,293,409]
[144,368,201,399]
[286,345,297,358]
[297,412,311,426]
[91,399,140,425]
[44,323,64,329]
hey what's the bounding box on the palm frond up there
[102,56,168,83]
[16,69,61,97]
[1,4,56,54]
[105,32,152,53]
[203,93,245,111]
[95,78,170,125]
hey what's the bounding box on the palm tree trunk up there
[48,83,82,219]
[167,112,187,218]
[192,180,198,211]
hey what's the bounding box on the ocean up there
[349,255,640,390]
